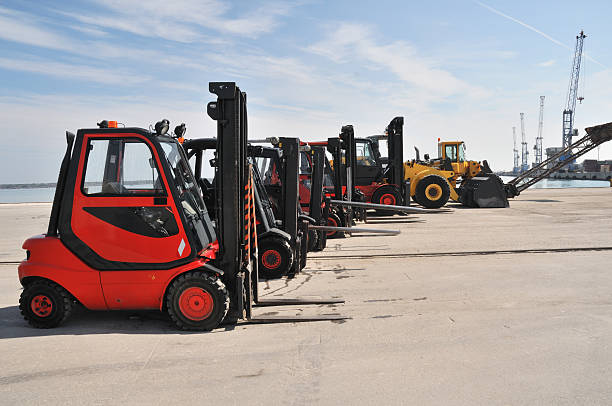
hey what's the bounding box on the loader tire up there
[258,237,293,279]
[167,271,229,331]
[414,175,450,209]
[372,185,402,216]
[20,279,73,328]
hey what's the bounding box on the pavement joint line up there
[3,246,612,265]
[311,246,612,260]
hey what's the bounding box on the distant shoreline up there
[0,183,56,190]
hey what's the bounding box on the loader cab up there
[439,141,466,163]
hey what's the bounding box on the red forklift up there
[17,82,344,330]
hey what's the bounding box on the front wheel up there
[166,271,229,331]
[326,212,343,239]
[258,237,293,279]
[372,185,402,216]
[19,280,73,328]
[414,175,451,209]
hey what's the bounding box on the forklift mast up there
[206,82,253,318]
[307,145,328,251]
[339,125,357,202]
[277,137,300,246]
[385,117,404,186]
[326,137,345,201]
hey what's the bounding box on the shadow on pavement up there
[365,219,424,224]
[0,305,224,339]
[521,199,561,203]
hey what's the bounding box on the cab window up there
[355,141,375,166]
[299,151,311,175]
[83,138,165,196]
[445,145,457,162]
[458,143,465,161]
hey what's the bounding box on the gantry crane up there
[562,31,586,150]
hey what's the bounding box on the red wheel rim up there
[31,294,53,317]
[178,287,214,321]
[380,193,396,206]
[326,217,338,237]
[262,249,282,269]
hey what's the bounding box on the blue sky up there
[0,0,611,183]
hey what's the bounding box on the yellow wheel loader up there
[403,140,503,208]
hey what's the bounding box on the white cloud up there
[62,0,298,41]
[537,59,556,67]
[493,50,518,60]
[0,9,70,51]
[307,23,489,99]
[68,25,109,37]
[0,57,151,85]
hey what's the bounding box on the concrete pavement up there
[1,187,611,405]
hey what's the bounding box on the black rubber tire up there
[258,237,293,279]
[307,228,319,252]
[326,212,343,239]
[19,279,73,328]
[371,185,403,216]
[166,271,229,331]
[411,191,424,207]
[414,174,451,208]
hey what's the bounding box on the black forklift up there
[249,138,312,271]
[184,138,300,280]
[325,122,428,221]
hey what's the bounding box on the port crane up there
[520,113,529,172]
[506,122,612,197]
[512,126,519,174]
[534,96,545,165]
[562,31,586,150]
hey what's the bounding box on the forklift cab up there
[354,138,383,186]
[58,128,216,272]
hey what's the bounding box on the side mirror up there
[424,154,430,160]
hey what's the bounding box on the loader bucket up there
[458,174,509,208]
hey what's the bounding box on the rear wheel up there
[19,280,73,328]
[167,271,229,331]
[372,185,402,216]
[414,175,450,208]
[258,237,293,279]
[326,212,343,239]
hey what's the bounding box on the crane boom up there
[562,31,586,149]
